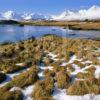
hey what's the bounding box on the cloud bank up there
[52,5,100,21]
[0,5,100,21]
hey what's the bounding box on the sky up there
[0,0,100,14]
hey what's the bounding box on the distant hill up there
[0,20,19,24]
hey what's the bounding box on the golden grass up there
[76,72,94,79]
[20,21,100,30]
[32,77,54,100]
[67,80,99,95]
[11,66,39,88]
[43,69,55,78]
[0,34,99,97]
[2,90,23,100]
[56,70,70,89]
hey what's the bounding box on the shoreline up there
[1,20,100,30]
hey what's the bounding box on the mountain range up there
[0,5,100,21]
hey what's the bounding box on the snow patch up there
[53,83,100,100]
[95,66,100,78]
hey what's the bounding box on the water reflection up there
[0,25,100,43]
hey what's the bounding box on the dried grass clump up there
[73,60,85,68]
[66,64,75,72]
[1,64,25,74]
[56,70,70,89]
[0,83,13,97]
[43,69,55,78]
[87,77,100,86]
[85,66,96,74]
[11,66,39,88]
[0,60,32,74]
[50,61,63,73]
[76,50,86,58]
[43,57,54,66]
[67,80,99,95]
[2,90,23,100]
[36,96,53,100]
[0,45,15,58]
[32,77,54,100]
[86,52,97,62]
[92,60,100,65]
[77,72,94,79]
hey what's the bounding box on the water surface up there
[0,25,100,43]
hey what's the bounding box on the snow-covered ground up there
[10,85,34,100]
[53,86,100,100]
[53,83,97,100]
[0,52,100,100]
[95,66,100,78]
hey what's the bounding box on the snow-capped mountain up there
[0,11,51,21]
[21,13,33,20]
[52,5,100,21]
[22,13,49,20]
[1,11,22,20]
[0,6,100,21]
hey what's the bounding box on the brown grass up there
[73,60,85,68]
[11,66,39,88]
[56,70,70,89]
[67,80,99,95]
[43,69,55,78]
[77,72,94,79]
[20,21,100,30]
[2,90,23,100]
[32,77,54,100]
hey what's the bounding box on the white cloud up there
[0,5,100,21]
[52,5,100,21]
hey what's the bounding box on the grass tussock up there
[66,64,75,72]
[1,90,23,100]
[50,61,64,73]
[36,97,53,100]
[43,69,55,78]
[32,77,54,100]
[0,83,13,97]
[73,60,85,68]
[88,77,100,86]
[43,57,54,66]
[76,72,94,79]
[85,66,96,74]
[56,70,70,89]
[67,80,99,95]
[11,66,39,88]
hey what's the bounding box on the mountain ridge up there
[0,5,100,21]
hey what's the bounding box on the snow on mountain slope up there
[21,13,33,20]
[0,5,100,21]
[22,13,49,20]
[0,11,51,21]
[52,5,100,21]
[1,11,22,20]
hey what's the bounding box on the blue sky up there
[0,0,100,14]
